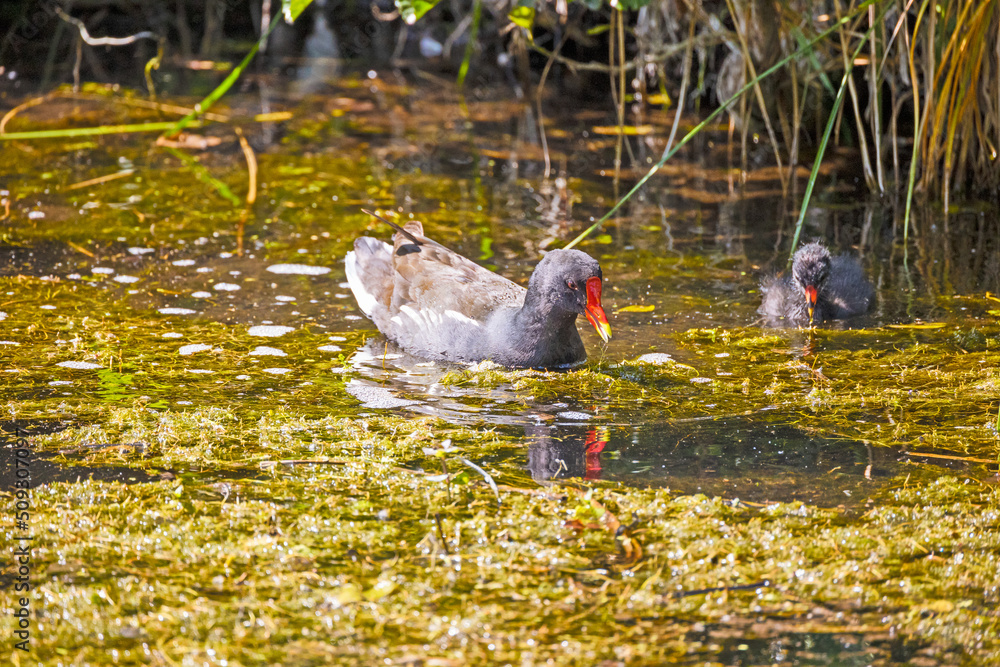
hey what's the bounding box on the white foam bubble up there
[266,264,331,275]
[635,353,675,364]
[247,325,294,337]
[345,380,421,409]
[557,411,592,421]
[250,346,286,356]
[57,361,102,370]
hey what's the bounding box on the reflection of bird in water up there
[583,430,607,479]
[526,426,608,482]
[759,242,874,327]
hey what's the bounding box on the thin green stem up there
[0,121,202,140]
[457,0,481,88]
[162,13,283,139]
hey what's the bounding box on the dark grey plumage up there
[345,218,611,368]
[759,242,873,326]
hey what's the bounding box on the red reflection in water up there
[584,429,607,480]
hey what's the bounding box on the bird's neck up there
[517,292,576,336]
[509,294,583,366]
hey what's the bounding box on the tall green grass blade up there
[283,0,314,22]
[788,26,837,97]
[0,121,202,140]
[903,117,921,268]
[162,13,284,139]
[786,73,853,264]
[397,0,442,25]
[457,0,482,88]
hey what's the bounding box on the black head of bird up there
[791,243,832,325]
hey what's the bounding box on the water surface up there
[2,72,999,665]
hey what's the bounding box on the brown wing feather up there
[387,221,524,323]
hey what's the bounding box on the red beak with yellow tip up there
[584,276,612,343]
[804,284,818,325]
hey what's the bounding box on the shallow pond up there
[1,74,999,665]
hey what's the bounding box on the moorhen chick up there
[759,242,873,326]
[345,212,611,368]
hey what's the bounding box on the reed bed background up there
[1,0,998,211]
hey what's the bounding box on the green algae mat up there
[2,80,1000,665]
[4,406,1000,664]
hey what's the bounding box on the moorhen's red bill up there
[759,242,873,326]
[345,211,612,368]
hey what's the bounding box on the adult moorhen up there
[345,211,611,368]
[759,242,873,326]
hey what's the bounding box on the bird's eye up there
[566,279,578,290]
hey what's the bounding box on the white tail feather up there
[344,251,377,317]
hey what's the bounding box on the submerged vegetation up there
[3,388,1000,664]
[7,427,1000,664]
[2,65,1000,658]
[3,255,1000,662]
[2,63,1000,658]
[1,0,1000,664]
